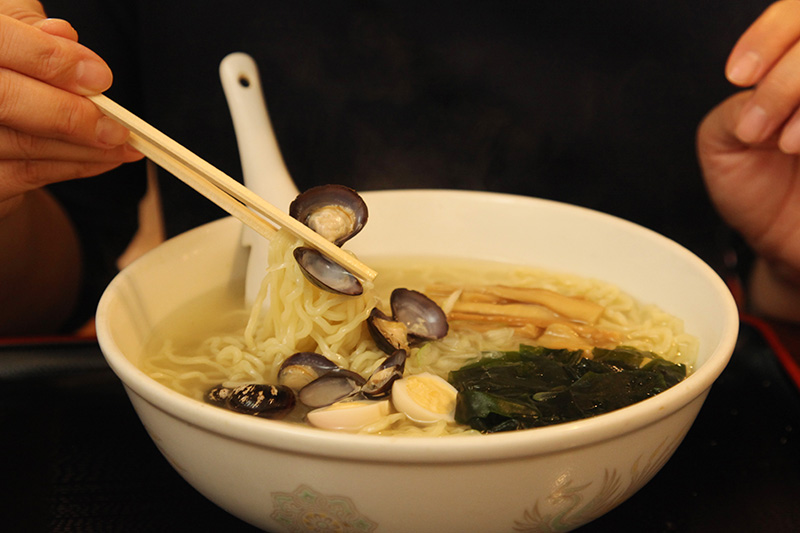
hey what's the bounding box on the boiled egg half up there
[306,399,391,431]
[391,372,458,424]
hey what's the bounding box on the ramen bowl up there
[96,190,738,532]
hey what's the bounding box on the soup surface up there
[142,231,697,436]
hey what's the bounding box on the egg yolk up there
[405,375,456,414]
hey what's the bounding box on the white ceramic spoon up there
[219,52,300,304]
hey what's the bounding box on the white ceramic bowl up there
[96,190,738,532]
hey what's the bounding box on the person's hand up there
[698,0,800,320]
[0,1,142,218]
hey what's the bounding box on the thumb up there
[697,91,760,162]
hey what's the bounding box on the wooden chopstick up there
[88,94,377,282]
[127,131,277,240]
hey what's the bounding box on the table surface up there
[2,317,799,533]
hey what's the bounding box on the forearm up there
[0,189,81,335]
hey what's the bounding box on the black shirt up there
[42,0,771,326]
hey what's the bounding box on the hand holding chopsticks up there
[88,94,376,283]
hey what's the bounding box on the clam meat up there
[367,288,449,354]
[362,349,407,399]
[278,352,341,391]
[366,307,409,353]
[289,184,368,246]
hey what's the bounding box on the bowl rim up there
[96,190,739,464]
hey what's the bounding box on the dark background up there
[6,1,798,531]
[47,1,771,280]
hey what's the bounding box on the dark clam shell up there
[206,383,296,420]
[204,385,233,407]
[391,288,449,344]
[366,307,409,353]
[362,349,407,399]
[293,247,363,296]
[278,352,341,391]
[289,184,368,246]
[297,369,366,408]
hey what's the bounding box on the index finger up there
[0,14,112,95]
[726,0,800,87]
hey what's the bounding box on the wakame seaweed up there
[449,345,687,433]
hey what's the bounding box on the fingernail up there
[780,118,800,154]
[33,18,77,39]
[736,104,769,143]
[727,51,761,86]
[95,116,129,146]
[75,59,112,95]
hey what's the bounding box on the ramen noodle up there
[142,228,698,436]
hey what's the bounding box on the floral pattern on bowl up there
[512,433,685,532]
[271,484,378,532]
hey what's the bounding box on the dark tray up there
[2,320,798,532]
